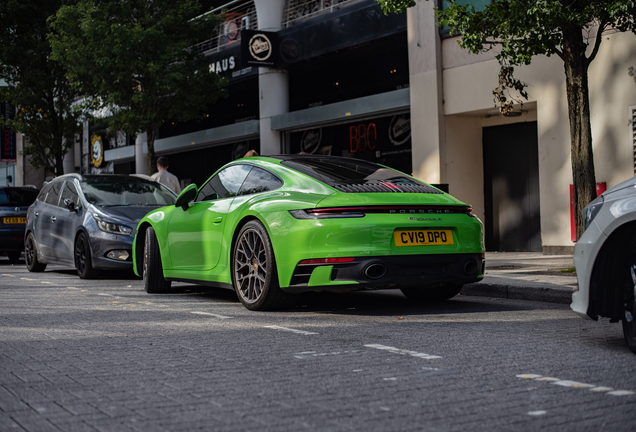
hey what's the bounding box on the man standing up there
[151,156,182,194]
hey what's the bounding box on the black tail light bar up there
[289,206,475,219]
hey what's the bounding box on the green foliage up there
[437,0,636,67]
[378,0,416,14]
[49,0,227,173]
[0,0,83,176]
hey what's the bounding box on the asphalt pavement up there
[461,252,577,305]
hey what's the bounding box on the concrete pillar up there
[254,0,288,155]
[135,132,148,175]
[407,2,445,184]
[63,139,75,174]
[16,133,24,186]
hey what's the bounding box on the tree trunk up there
[562,24,597,240]
[146,128,157,175]
[54,147,64,177]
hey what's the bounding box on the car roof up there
[52,173,157,183]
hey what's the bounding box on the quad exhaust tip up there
[464,260,478,275]
[365,263,387,280]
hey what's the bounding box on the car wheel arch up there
[73,228,95,267]
[135,222,152,273]
[588,221,636,321]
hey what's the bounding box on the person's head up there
[244,149,259,158]
[156,156,169,170]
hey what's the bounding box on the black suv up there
[0,186,39,263]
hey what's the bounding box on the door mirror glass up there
[175,184,198,210]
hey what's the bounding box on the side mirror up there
[64,198,78,212]
[175,184,197,211]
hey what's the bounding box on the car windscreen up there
[0,189,39,206]
[279,157,425,187]
[80,178,176,207]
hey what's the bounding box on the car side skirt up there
[164,278,233,291]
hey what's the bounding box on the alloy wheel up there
[234,228,268,303]
[25,236,35,266]
[75,236,87,275]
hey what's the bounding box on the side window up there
[238,167,283,196]
[196,179,219,202]
[44,181,63,206]
[60,181,80,208]
[196,165,252,202]
[217,165,252,198]
[37,183,53,202]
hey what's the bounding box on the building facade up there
[13,0,636,253]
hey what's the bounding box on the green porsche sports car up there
[133,155,485,310]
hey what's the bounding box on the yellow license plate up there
[394,229,454,246]
[3,217,26,224]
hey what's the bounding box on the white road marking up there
[67,287,79,290]
[191,311,233,319]
[527,411,547,416]
[294,350,359,359]
[364,344,442,359]
[2,274,15,277]
[97,293,114,296]
[607,390,636,396]
[264,325,318,335]
[20,278,37,281]
[383,377,397,381]
[517,374,634,396]
[40,281,57,285]
[552,380,595,389]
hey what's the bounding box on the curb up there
[460,278,575,304]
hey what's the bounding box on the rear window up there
[279,157,418,186]
[0,188,39,206]
[278,156,442,194]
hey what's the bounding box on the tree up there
[0,0,83,177]
[377,0,636,239]
[49,0,226,175]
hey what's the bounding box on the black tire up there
[7,251,21,263]
[400,283,463,302]
[232,220,296,311]
[25,233,46,272]
[622,259,636,354]
[143,227,172,293]
[75,232,100,279]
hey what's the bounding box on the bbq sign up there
[241,30,278,66]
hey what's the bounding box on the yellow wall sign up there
[91,135,104,168]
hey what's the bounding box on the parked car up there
[0,186,39,263]
[25,174,177,278]
[133,155,485,310]
[572,176,636,354]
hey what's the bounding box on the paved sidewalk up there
[461,252,577,304]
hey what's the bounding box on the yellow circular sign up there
[91,135,104,168]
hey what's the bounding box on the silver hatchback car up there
[25,174,176,278]
[572,176,636,354]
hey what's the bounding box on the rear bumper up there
[0,230,26,251]
[282,253,484,293]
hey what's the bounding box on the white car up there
[572,176,636,354]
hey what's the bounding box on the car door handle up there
[213,217,223,223]
[50,216,56,222]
